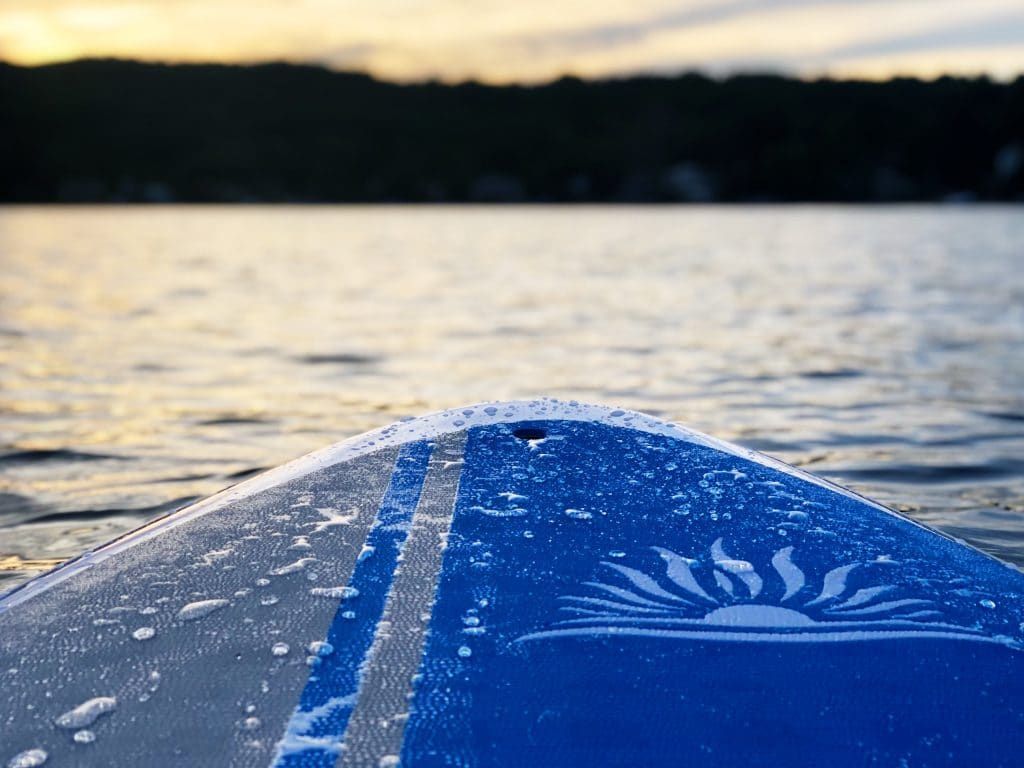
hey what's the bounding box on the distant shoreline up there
[2,59,1021,204]
[2,202,1023,208]
[8,56,1022,88]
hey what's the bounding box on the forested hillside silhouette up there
[2,59,1022,203]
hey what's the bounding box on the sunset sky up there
[1,0,1022,84]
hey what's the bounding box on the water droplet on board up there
[980,599,996,609]
[73,729,96,744]
[309,586,359,599]
[260,596,280,606]
[457,646,472,658]
[308,641,334,657]
[7,749,48,768]
[55,696,117,729]
[132,627,156,641]
[270,557,317,576]
[564,508,592,520]
[177,599,229,621]
[463,615,481,627]
[271,643,290,657]
[608,550,626,558]
[255,578,271,587]
[139,606,158,615]
[242,717,261,731]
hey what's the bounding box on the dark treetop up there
[1,59,1022,203]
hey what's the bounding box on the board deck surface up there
[2,400,1023,767]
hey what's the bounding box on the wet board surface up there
[2,400,1023,767]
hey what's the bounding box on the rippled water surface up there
[2,206,1023,591]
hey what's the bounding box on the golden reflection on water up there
[0,555,65,572]
[1,205,1023,589]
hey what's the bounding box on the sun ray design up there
[652,547,715,603]
[711,538,763,598]
[517,540,1004,645]
[828,585,892,610]
[806,563,860,607]
[771,547,804,601]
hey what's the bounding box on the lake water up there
[2,205,1023,592]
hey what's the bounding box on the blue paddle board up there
[1,400,1022,767]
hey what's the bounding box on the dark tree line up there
[1,58,1022,203]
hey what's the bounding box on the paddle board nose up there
[2,400,1022,767]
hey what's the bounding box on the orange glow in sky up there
[1,0,1021,83]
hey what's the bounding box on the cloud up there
[825,10,1024,61]
[509,0,859,56]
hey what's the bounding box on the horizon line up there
[3,55,1021,89]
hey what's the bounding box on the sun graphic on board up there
[517,538,999,644]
